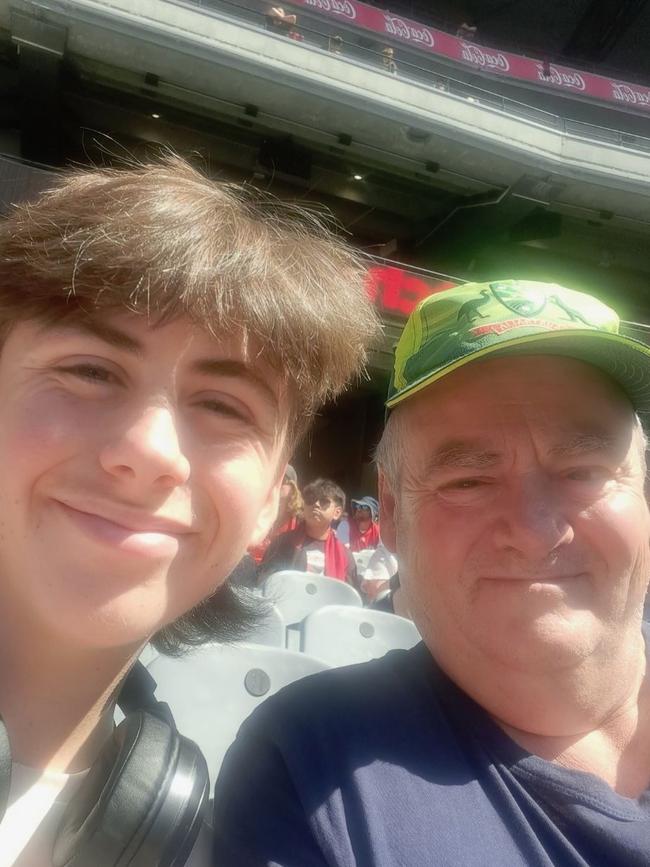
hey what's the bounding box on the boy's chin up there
[305,520,328,535]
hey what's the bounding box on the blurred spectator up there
[349,496,381,552]
[249,465,303,564]
[381,46,398,76]
[334,511,350,545]
[456,21,478,40]
[328,34,343,55]
[265,6,297,36]
[360,541,397,601]
[261,478,357,584]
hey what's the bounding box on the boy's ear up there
[248,475,283,546]
[333,505,343,522]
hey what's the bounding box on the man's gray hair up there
[374,408,407,489]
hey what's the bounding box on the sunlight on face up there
[0,314,288,650]
[382,356,650,676]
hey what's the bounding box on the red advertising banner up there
[366,264,456,318]
[289,0,650,111]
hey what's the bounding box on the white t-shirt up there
[304,545,326,575]
[0,762,211,866]
[363,543,398,583]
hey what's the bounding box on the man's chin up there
[476,610,602,672]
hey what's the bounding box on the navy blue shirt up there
[212,642,650,866]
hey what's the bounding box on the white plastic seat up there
[147,642,329,784]
[261,570,363,628]
[242,602,285,647]
[301,605,421,667]
[352,548,376,572]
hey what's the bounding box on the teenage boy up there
[0,155,378,865]
[261,478,357,584]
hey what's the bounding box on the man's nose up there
[495,473,574,558]
[99,405,191,489]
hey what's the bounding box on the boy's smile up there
[0,313,288,649]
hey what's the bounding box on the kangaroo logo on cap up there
[489,282,547,317]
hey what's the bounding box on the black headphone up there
[0,661,209,866]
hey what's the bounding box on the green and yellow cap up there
[387,280,650,411]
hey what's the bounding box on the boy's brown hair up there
[302,478,346,512]
[0,154,380,444]
[0,155,381,653]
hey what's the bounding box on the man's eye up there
[565,467,609,483]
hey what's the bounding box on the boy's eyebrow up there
[191,358,279,407]
[38,319,143,354]
[38,321,278,406]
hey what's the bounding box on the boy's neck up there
[304,523,331,542]
[0,598,140,773]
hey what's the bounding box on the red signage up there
[366,265,455,318]
[288,0,650,111]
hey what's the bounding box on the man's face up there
[0,314,288,650]
[303,494,341,536]
[380,355,650,674]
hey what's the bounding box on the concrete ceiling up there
[1,0,649,314]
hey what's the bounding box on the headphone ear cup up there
[53,711,208,867]
[0,716,11,822]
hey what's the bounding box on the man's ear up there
[378,469,397,553]
[333,505,343,522]
[248,471,284,546]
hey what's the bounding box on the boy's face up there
[303,493,342,537]
[0,313,288,650]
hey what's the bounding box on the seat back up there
[261,571,363,626]
[301,605,420,667]
[241,602,285,647]
[147,643,329,784]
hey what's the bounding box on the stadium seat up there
[147,642,330,784]
[301,605,421,667]
[242,602,285,647]
[261,570,363,631]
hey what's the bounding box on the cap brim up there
[387,330,650,416]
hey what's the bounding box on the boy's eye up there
[199,399,249,422]
[57,363,115,384]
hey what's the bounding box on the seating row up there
[141,571,420,784]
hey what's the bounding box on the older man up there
[213,280,650,866]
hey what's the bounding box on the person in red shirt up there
[349,496,381,552]
[261,478,357,585]
[249,465,303,563]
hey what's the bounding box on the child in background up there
[349,496,381,552]
[261,478,357,585]
[249,465,302,564]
